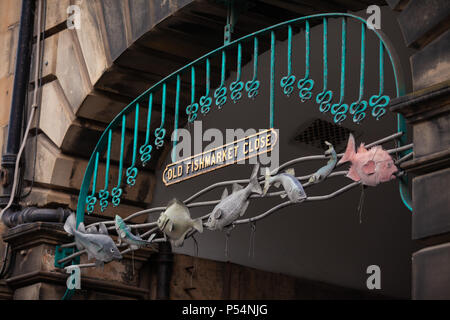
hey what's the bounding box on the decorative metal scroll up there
[76,13,410,228]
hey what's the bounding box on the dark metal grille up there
[294,118,355,151]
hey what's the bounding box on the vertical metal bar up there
[298,20,314,101]
[187,67,199,122]
[200,59,212,115]
[126,104,139,186]
[155,84,167,148]
[270,31,275,128]
[112,115,126,206]
[86,152,99,214]
[330,18,348,123]
[99,130,112,212]
[245,37,259,99]
[214,50,227,108]
[230,43,243,103]
[350,23,367,123]
[281,26,295,96]
[172,75,181,162]
[316,18,333,113]
[370,40,390,120]
[139,93,153,166]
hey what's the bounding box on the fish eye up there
[110,248,115,253]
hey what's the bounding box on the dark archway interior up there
[149,6,415,299]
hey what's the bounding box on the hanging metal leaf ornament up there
[154,127,166,149]
[350,100,368,123]
[316,90,333,113]
[370,94,389,120]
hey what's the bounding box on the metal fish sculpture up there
[263,167,306,203]
[157,199,203,247]
[114,215,156,250]
[309,141,337,184]
[205,164,263,231]
[337,133,398,186]
[64,213,122,267]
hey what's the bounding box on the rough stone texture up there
[2,222,155,300]
[23,134,156,214]
[411,30,450,91]
[398,0,450,49]
[386,0,410,11]
[412,168,450,239]
[99,0,130,62]
[128,0,153,42]
[413,112,450,158]
[413,242,450,299]
[170,254,387,300]
[55,29,93,113]
[37,81,75,148]
[74,0,110,85]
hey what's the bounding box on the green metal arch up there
[76,12,411,228]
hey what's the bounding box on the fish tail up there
[263,167,272,196]
[192,218,204,233]
[63,213,76,235]
[338,133,355,165]
[249,163,262,195]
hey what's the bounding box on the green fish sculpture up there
[114,215,156,250]
[157,199,203,247]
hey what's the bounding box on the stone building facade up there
[0,0,448,300]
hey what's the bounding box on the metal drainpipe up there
[1,207,72,228]
[0,0,36,207]
[156,241,173,300]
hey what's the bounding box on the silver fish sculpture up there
[157,199,203,247]
[64,213,122,267]
[205,164,263,231]
[263,167,306,203]
[114,215,156,250]
[308,141,337,184]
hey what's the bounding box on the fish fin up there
[148,233,156,242]
[280,192,288,199]
[263,167,271,196]
[347,166,361,181]
[75,242,84,252]
[192,218,203,233]
[95,260,104,268]
[221,188,228,200]
[167,220,174,232]
[213,208,223,219]
[98,223,108,235]
[232,183,243,193]
[86,226,98,234]
[240,200,250,217]
[173,229,191,247]
[338,134,355,165]
[167,198,187,210]
[362,160,376,175]
[274,181,281,188]
[249,163,262,195]
[285,168,295,176]
[78,222,86,233]
[358,143,368,153]
[63,213,76,235]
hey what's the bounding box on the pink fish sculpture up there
[338,134,398,186]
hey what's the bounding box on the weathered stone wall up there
[388,0,450,299]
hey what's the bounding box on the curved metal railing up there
[76,13,411,228]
